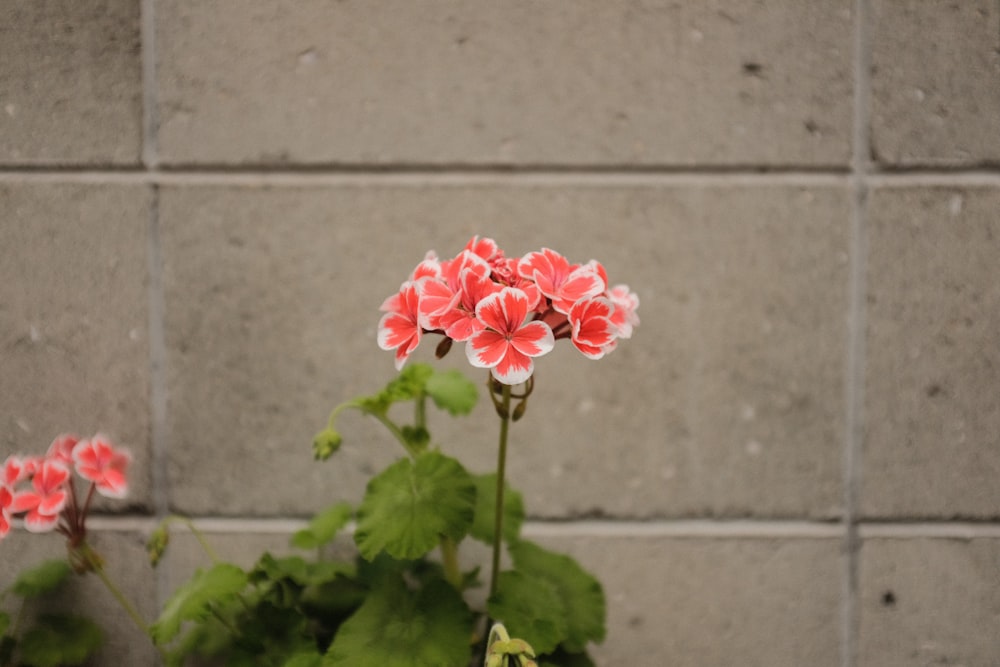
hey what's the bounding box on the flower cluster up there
[378,236,639,385]
[1,434,130,544]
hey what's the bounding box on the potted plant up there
[1,236,638,667]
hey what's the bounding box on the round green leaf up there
[487,570,567,655]
[19,614,102,667]
[509,541,606,652]
[324,578,472,667]
[11,560,72,598]
[425,369,478,416]
[354,452,476,561]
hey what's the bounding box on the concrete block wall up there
[1,1,998,664]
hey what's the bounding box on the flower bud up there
[313,428,343,460]
[146,522,170,568]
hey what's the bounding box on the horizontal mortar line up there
[79,517,1000,539]
[0,168,850,188]
[867,171,1000,187]
[2,169,1000,188]
[859,522,1000,539]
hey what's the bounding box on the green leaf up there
[291,502,354,549]
[151,563,248,645]
[384,363,434,402]
[470,473,525,545]
[323,577,472,667]
[11,560,72,598]
[401,425,431,451]
[354,452,476,561]
[487,571,567,655]
[509,541,606,652]
[425,369,478,416]
[283,652,324,667]
[19,614,102,666]
[0,611,9,636]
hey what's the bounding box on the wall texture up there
[1,1,999,665]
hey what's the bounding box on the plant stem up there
[488,382,512,598]
[166,515,221,563]
[78,541,166,656]
[371,412,419,459]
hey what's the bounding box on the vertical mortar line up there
[141,0,159,170]
[843,1,872,666]
[141,0,171,632]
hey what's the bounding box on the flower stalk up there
[489,381,513,598]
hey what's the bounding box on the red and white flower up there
[378,237,638,379]
[378,281,424,370]
[3,455,36,488]
[466,287,555,385]
[518,248,605,315]
[607,284,640,339]
[568,297,618,360]
[47,433,80,465]
[419,250,490,330]
[73,435,131,499]
[10,459,70,533]
[0,485,12,539]
[435,266,503,342]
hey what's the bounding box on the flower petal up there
[22,509,59,533]
[491,347,535,385]
[509,321,555,358]
[466,330,508,368]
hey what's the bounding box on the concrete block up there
[871,1,1000,166]
[0,1,142,165]
[0,529,159,666]
[156,0,853,167]
[0,183,153,511]
[161,182,848,519]
[863,186,1000,518]
[536,532,842,666]
[858,537,1000,666]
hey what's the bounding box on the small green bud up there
[146,523,170,568]
[511,400,527,422]
[313,427,343,460]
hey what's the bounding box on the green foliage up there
[487,541,606,658]
[323,577,472,667]
[424,369,478,416]
[17,614,102,667]
[318,363,478,460]
[470,473,525,545]
[508,541,606,652]
[9,560,72,598]
[4,365,609,667]
[488,571,567,655]
[152,563,249,646]
[291,502,353,550]
[354,451,476,561]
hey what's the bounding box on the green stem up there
[165,515,220,563]
[78,541,166,657]
[489,383,513,598]
[371,412,418,459]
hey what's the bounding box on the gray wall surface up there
[1,1,999,665]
